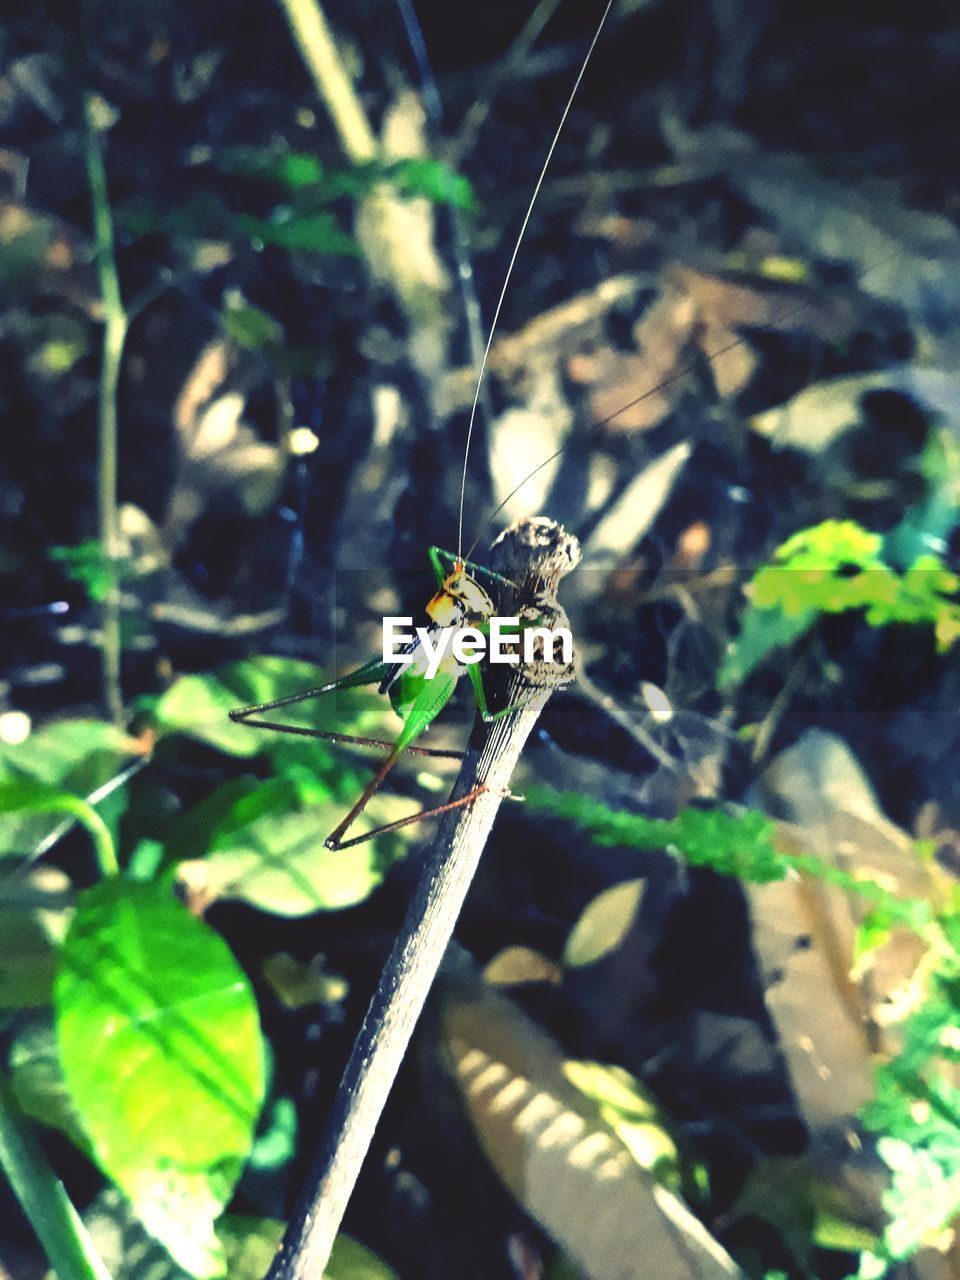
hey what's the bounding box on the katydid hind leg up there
[328,783,502,851]
[325,666,461,847]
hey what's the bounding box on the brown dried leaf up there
[441,971,740,1280]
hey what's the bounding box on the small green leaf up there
[563,879,645,969]
[389,157,474,210]
[48,541,121,603]
[0,717,133,860]
[247,1096,297,1172]
[723,518,960,686]
[154,673,263,758]
[325,1234,401,1278]
[232,210,358,256]
[221,300,283,351]
[8,1016,89,1151]
[0,718,131,785]
[55,879,266,1276]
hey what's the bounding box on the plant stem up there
[276,0,376,162]
[264,517,580,1280]
[83,91,127,727]
[0,1070,114,1280]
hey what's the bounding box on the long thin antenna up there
[465,245,908,561]
[456,0,615,560]
[468,323,768,557]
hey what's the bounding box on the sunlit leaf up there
[563,1060,679,1180]
[178,798,409,917]
[0,780,116,874]
[64,1193,398,1280]
[563,879,645,969]
[55,880,266,1277]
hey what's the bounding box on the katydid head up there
[427,561,495,627]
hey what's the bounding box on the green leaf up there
[723,518,960,687]
[0,718,131,785]
[325,1234,401,1278]
[0,865,73,1008]
[218,147,350,195]
[154,673,264,758]
[160,778,274,866]
[48,540,120,603]
[221,300,283,351]
[232,210,358,256]
[9,1016,89,1151]
[54,879,266,1277]
[68,1194,398,1280]
[0,780,117,875]
[389,157,474,210]
[563,1060,678,1180]
[247,1097,297,1172]
[0,1070,113,1280]
[0,717,133,860]
[218,146,474,213]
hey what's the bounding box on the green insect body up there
[229,544,538,849]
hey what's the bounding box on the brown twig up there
[264,516,580,1280]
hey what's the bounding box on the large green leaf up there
[55,879,266,1277]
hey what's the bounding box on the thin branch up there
[83,91,128,727]
[275,0,377,163]
[264,517,580,1280]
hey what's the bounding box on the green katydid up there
[228,544,553,851]
[229,2,614,851]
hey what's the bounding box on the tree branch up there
[264,516,580,1280]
